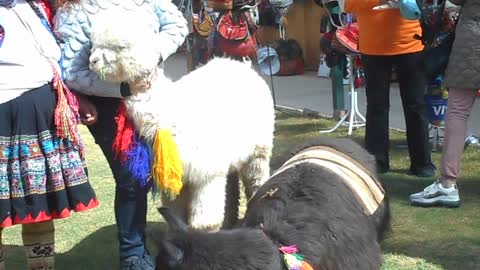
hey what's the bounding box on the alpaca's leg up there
[240,146,271,199]
[161,184,192,224]
[189,176,227,231]
[222,170,240,229]
[22,221,55,270]
[0,228,5,270]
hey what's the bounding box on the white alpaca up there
[89,10,275,229]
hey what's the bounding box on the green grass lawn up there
[2,111,479,269]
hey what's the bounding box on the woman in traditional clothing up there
[0,0,98,269]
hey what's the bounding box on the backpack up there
[416,0,461,81]
[215,10,258,59]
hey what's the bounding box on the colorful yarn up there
[112,102,136,163]
[152,129,183,199]
[112,102,152,186]
[50,61,81,145]
[280,245,314,270]
[125,136,152,187]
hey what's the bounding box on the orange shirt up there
[345,0,424,55]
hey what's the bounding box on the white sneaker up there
[409,180,460,207]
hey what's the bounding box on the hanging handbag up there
[335,22,359,53]
[192,10,215,38]
[216,10,258,58]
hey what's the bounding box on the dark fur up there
[152,138,391,270]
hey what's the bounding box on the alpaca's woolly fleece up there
[89,12,275,229]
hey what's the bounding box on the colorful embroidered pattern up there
[0,131,88,199]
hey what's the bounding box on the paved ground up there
[164,53,480,135]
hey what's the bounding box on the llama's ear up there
[158,207,189,233]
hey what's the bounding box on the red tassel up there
[112,102,136,163]
[50,61,81,145]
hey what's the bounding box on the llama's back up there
[242,138,388,270]
[167,57,275,177]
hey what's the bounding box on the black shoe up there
[121,254,155,270]
[409,164,436,178]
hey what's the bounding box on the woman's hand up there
[77,94,98,126]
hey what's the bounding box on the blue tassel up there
[125,134,152,187]
[146,142,160,198]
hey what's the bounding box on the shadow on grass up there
[380,175,480,270]
[52,222,165,270]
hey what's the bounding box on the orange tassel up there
[301,261,314,270]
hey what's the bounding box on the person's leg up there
[362,54,393,172]
[22,221,55,270]
[0,228,5,270]
[440,88,478,187]
[395,52,434,176]
[408,89,476,207]
[87,97,152,268]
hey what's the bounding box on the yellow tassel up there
[152,129,183,199]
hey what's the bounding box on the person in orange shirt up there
[338,0,435,176]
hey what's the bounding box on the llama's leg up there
[161,184,192,224]
[240,146,271,199]
[222,170,240,229]
[22,221,54,270]
[190,176,227,231]
[0,228,5,270]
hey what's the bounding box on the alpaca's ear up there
[158,207,189,233]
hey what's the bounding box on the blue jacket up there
[54,0,188,97]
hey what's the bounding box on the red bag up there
[335,22,359,53]
[216,11,258,59]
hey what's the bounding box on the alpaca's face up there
[89,10,160,83]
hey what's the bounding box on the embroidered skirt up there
[0,84,98,228]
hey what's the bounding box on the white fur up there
[90,16,275,230]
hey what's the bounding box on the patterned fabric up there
[0,131,88,199]
[0,84,98,228]
[22,220,55,270]
[445,0,480,89]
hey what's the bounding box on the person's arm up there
[152,0,189,64]
[54,6,127,98]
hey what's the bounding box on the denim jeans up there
[88,97,149,260]
[362,52,433,171]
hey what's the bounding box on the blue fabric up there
[400,0,421,20]
[0,0,15,7]
[87,97,149,260]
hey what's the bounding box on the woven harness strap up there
[270,146,385,216]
